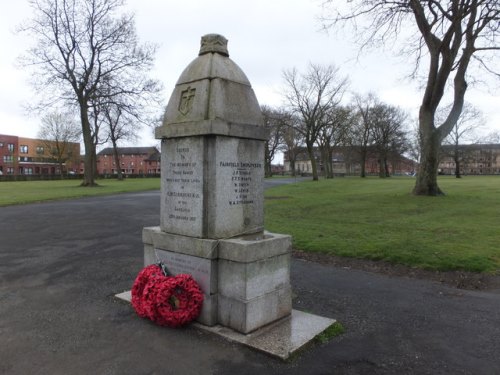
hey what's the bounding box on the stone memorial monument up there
[142,34,292,333]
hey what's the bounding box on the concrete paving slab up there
[195,310,335,360]
[115,291,335,360]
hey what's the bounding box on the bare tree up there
[479,130,500,143]
[283,63,348,180]
[351,93,377,178]
[318,106,353,178]
[441,102,484,178]
[262,106,286,178]
[321,1,499,195]
[281,116,303,177]
[19,0,160,186]
[37,111,81,177]
[371,104,409,177]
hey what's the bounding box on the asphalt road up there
[1,187,499,374]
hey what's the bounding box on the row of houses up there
[284,146,416,176]
[3,133,500,178]
[439,144,500,175]
[0,134,160,177]
[285,144,500,177]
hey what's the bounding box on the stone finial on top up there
[199,34,229,57]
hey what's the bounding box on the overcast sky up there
[1,0,499,155]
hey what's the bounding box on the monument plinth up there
[143,34,292,332]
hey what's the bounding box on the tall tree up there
[283,63,348,180]
[37,111,81,178]
[262,105,286,178]
[351,94,377,178]
[441,102,484,178]
[371,104,409,177]
[19,0,160,186]
[318,106,353,178]
[321,1,499,195]
[281,116,303,177]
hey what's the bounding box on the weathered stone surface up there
[143,227,218,259]
[143,242,218,326]
[206,136,264,238]
[217,285,292,334]
[198,33,229,56]
[218,253,290,301]
[155,34,266,141]
[159,135,264,239]
[144,249,217,295]
[159,137,205,237]
[218,232,291,263]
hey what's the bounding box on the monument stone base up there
[142,226,292,333]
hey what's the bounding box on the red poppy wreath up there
[131,264,204,327]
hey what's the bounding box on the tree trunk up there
[264,141,272,178]
[413,129,443,195]
[265,162,272,178]
[80,105,97,187]
[327,148,334,179]
[59,161,64,179]
[306,143,319,181]
[320,147,330,179]
[360,149,367,178]
[112,138,124,181]
[454,146,461,178]
[378,158,385,178]
[289,158,296,177]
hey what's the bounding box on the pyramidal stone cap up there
[156,34,268,141]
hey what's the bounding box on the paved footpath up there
[1,190,499,374]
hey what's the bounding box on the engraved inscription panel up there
[211,137,264,237]
[219,161,261,206]
[161,137,204,237]
[154,249,214,294]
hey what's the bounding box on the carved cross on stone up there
[178,86,196,115]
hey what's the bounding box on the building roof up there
[97,147,158,156]
[144,150,161,162]
[441,143,500,151]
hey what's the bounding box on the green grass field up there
[1,175,498,273]
[264,176,500,273]
[0,178,161,206]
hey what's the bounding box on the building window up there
[7,167,14,174]
[24,168,33,175]
[36,146,44,154]
[0,142,3,147]
[20,145,28,154]
[3,155,13,163]
[8,143,14,152]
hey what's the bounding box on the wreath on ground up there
[131,264,204,327]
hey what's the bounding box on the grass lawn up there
[265,176,500,273]
[0,178,160,206]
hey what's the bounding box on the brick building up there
[96,147,160,176]
[284,146,415,176]
[439,144,500,175]
[0,134,80,176]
